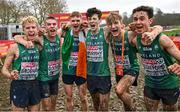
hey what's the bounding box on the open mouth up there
[73,25,79,29]
[135,24,143,29]
[111,29,118,33]
[111,28,120,37]
[90,24,96,28]
[28,32,35,36]
[50,29,56,33]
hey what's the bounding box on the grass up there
[163,27,180,36]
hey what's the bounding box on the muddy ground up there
[0,65,180,111]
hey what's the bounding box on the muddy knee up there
[115,86,125,97]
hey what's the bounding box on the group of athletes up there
[1,5,180,111]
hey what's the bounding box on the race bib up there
[142,58,169,76]
[116,64,123,76]
[48,60,60,76]
[115,56,123,76]
[20,62,38,80]
[69,52,78,66]
[87,45,103,62]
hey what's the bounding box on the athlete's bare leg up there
[12,102,24,111]
[50,95,57,110]
[163,103,178,111]
[28,103,40,111]
[144,96,160,111]
[64,84,73,111]
[78,82,88,111]
[91,93,100,111]
[41,97,51,110]
[99,92,110,111]
[115,75,135,111]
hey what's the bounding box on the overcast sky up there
[66,0,180,15]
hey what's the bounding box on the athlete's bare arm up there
[168,63,180,75]
[103,26,111,43]
[1,44,19,80]
[14,35,43,48]
[160,35,180,75]
[160,35,180,61]
[58,22,71,38]
[129,25,163,47]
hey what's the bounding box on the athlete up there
[106,12,163,111]
[1,16,41,111]
[131,6,180,111]
[85,7,112,111]
[61,11,88,111]
[14,16,61,111]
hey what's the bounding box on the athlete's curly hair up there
[86,7,102,19]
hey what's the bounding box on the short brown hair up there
[69,11,82,18]
[132,6,153,18]
[45,16,57,21]
[106,12,122,25]
[86,7,102,19]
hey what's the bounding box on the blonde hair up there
[106,12,122,25]
[21,16,39,27]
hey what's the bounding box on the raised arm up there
[141,25,163,44]
[143,25,163,41]
[128,24,163,45]
[1,45,18,80]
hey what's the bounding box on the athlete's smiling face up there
[45,19,57,38]
[70,16,82,33]
[87,14,101,32]
[133,11,153,34]
[23,22,38,41]
[107,20,124,37]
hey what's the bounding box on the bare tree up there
[0,0,68,24]
[29,0,68,24]
[0,0,11,24]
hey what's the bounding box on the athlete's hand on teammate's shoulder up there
[9,70,19,80]
[168,63,180,76]
[25,41,34,48]
[38,27,46,36]
[61,22,71,31]
[142,32,154,45]
[128,22,136,31]
[80,21,88,30]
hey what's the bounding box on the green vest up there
[12,44,39,80]
[86,28,110,76]
[38,35,60,81]
[62,29,79,75]
[137,34,179,89]
[110,31,139,75]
